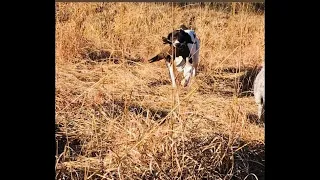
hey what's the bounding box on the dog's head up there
[162,29,194,48]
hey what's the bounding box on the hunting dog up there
[148,25,200,88]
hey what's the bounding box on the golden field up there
[55,2,265,180]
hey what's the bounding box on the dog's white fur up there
[184,30,200,82]
[254,66,265,120]
[169,29,200,88]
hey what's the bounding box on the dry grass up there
[55,2,265,180]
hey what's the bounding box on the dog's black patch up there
[173,43,190,60]
[167,29,193,45]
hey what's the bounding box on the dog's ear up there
[167,32,174,41]
[179,29,186,34]
[180,24,188,30]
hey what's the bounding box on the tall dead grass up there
[56,2,264,180]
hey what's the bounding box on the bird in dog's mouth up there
[148,43,193,87]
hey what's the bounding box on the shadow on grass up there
[141,133,264,180]
[247,113,265,127]
[56,132,264,180]
[215,66,262,98]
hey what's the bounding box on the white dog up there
[254,66,265,120]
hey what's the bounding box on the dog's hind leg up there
[192,63,198,77]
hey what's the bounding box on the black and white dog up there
[148,25,200,88]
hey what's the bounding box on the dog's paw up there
[181,79,188,87]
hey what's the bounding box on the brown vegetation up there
[56,2,264,179]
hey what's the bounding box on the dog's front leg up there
[166,61,177,88]
[166,60,180,109]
